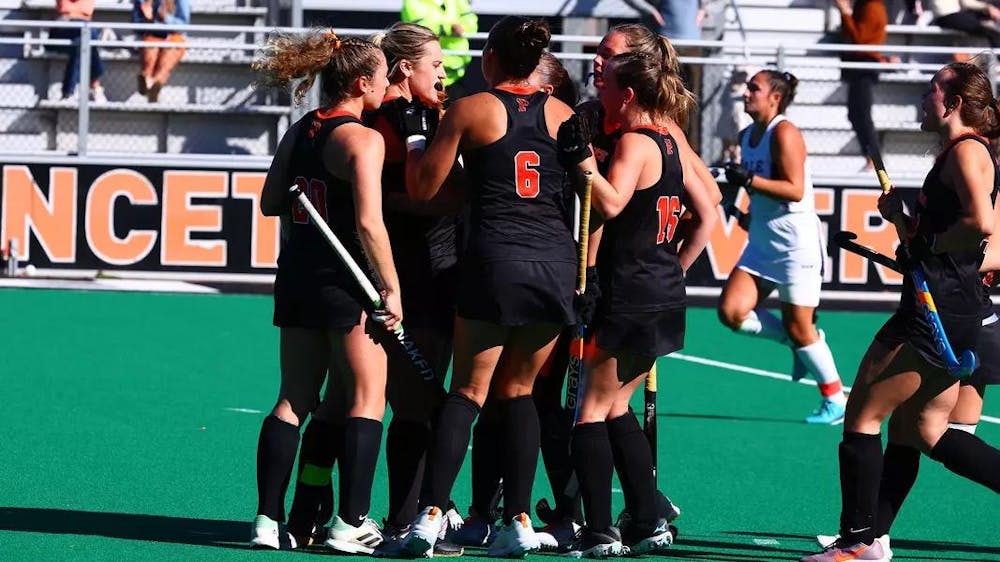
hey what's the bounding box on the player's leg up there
[252,327,329,549]
[322,318,388,555]
[486,321,563,557]
[285,383,347,548]
[566,344,625,559]
[927,381,1000,493]
[781,296,847,424]
[606,362,673,555]
[453,395,502,547]
[404,316,507,556]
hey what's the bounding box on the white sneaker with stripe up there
[324,515,383,554]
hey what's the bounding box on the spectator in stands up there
[624,0,705,40]
[401,0,478,97]
[132,0,191,103]
[835,0,892,170]
[925,0,1000,50]
[52,0,106,102]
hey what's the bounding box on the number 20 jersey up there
[462,88,575,264]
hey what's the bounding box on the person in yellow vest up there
[401,0,478,89]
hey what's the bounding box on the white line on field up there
[664,353,998,426]
[225,407,263,414]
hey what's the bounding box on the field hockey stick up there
[831,231,900,272]
[644,363,658,480]
[290,186,444,392]
[565,172,593,420]
[868,152,977,379]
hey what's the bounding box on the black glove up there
[895,233,936,271]
[724,162,754,189]
[391,97,439,139]
[557,114,593,170]
[574,266,601,328]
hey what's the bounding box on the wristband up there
[406,135,427,152]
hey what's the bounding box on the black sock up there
[875,443,920,536]
[471,401,503,521]
[338,417,384,525]
[838,432,882,545]
[570,422,613,532]
[423,392,481,509]
[929,428,1000,493]
[256,415,300,521]
[499,395,541,523]
[386,419,432,528]
[287,418,341,535]
[539,407,581,522]
[608,411,655,526]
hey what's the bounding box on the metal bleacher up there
[0,0,992,180]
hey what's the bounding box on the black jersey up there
[367,100,459,278]
[901,135,1000,318]
[576,99,622,176]
[596,127,686,313]
[278,109,367,286]
[463,88,575,263]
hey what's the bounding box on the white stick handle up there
[290,186,382,307]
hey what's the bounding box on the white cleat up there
[815,533,892,560]
[249,514,280,550]
[488,513,542,558]
[324,515,383,554]
[405,506,444,557]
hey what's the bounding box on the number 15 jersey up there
[463,88,575,264]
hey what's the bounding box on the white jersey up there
[736,115,824,286]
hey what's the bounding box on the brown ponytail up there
[253,28,382,105]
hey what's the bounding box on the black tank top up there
[902,134,1000,317]
[367,101,459,279]
[577,99,622,176]
[278,109,367,285]
[464,88,575,263]
[597,127,686,313]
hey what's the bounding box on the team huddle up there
[247,14,1000,562]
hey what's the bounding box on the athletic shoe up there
[89,85,107,103]
[374,521,414,558]
[404,506,443,557]
[564,526,625,558]
[800,538,889,562]
[488,513,542,558]
[655,490,682,523]
[791,329,825,381]
[324,515,383,554]
[249,514,280,550]
[805,398,846,425]
[535,518,582,551]
[621,517,674,555]
[816,534,892,559]
[448,511,494,547]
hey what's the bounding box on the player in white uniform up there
[717,70,848,424]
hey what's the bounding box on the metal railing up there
[0,18,988,168]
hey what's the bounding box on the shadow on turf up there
[725,531,1000,560]
[0,507,247,549]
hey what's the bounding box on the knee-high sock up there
[570,422,613,532]
[386,419,432,528]
[875,443,920,536]
[338,417,383,525]
[423,392,481,510]
[499,395,541,523]
[288,418,341,534]
[796,338,846,402]
[256,415,300,522]
[929,428,1000,493]
[607,411,656,527]
[838,432,882,545]
[736,309,789,343]
[470,401,503,521]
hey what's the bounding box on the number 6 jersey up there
[463,87,575,264]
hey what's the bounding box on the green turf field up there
[0,289,996,561]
